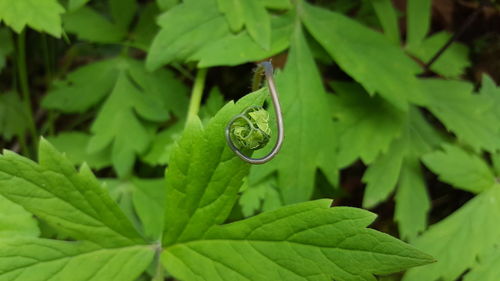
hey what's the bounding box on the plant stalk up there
[186,68,207,124]
[17,30,38,155]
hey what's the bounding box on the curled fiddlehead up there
[225,61,284,164]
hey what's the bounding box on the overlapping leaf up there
[404,185,500,281]
[43,58,189,176]
[331,81,405,168]
[147,0,231,70]
[0,0,65,37]
[302,2,424,110]
[0,238,154,281]
[159,88,434,281]
[249,25,337,204]
[421,79,500,152]
[0,195,39,238]
[216,0,290,49]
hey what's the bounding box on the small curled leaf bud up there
[229,107,271,150]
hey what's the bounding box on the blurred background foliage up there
[1,0,500,280]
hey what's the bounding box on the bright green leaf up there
[0,195,39,238]
[162,89,267,246]
[421,79,500,152]
[370,0,401,44]
[302,3,424,110]
[395,158,430,241]
[423,144,495,193]
[464,248,500,281]
[404,185,500,281]
[164,200,434,281]
[147,0,230,70]
[406,0,431,48]
[249,25,337,204]
[0,139,145,247]
[0,238,155,281]
[408,32,470,78]
[191,12,293,67]
[0,0,65,37]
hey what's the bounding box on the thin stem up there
[186,68,208,124]
[423,2,485,73]
[17,30,38,155]
[251,64,265,92]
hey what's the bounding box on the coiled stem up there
[225,61,284,164]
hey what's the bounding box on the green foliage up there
[0,0,65,37]
[2,0,500,279]
[249,25,337,204]
[43,58,188,177]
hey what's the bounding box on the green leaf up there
[142,123,184,165]
[302,3,423,110]
[110,0,137,29]
[0,0,65,37]
[0,139,145,247]
[0,238,155,281]
[408,32,470,78]
[43,58,120,112]
[403,185,500,281]
[147,0,230,70]
[63,7,126,43]
[370,0,400,44]
[163,200,434,281]
[87,71,167,177]
[130,3,161,51]
[395,158,430,241]
[191,12,293,67]
[199,87,225,121]
[0,195,39,238]
[362,134,406,208]
[239,176,282,217]
[68,0,90,11]
[45,131,111,170]
[331,81,405,168]
[362,108,442,208]
[464,248,500,281]
[406,0,431,48]
[421,79,500,152]
[249,25,337,204]
[44,58,189,176]
[0,28,13,73]
[162,88,267,246]
[131,178,166,240]
[423,144,495,193]
[0,92,30,141]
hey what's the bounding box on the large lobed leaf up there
[0,140,156,281]
[0,139,144,247]
[164,200,433,281]
[159,85,434,281]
